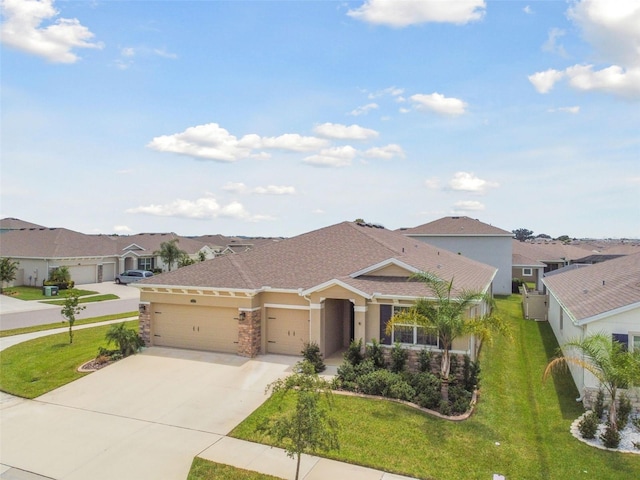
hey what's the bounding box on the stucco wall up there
[410,236,510,295]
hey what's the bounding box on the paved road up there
[0,283,140,330]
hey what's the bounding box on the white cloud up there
[147,123,328,162]
[113,225,132,233]
[349,103,379,116]
[253,185,296,195]
[347,0,486,27]
[121,47,135,57]
[449,172,499,194]
[303,146,358,167]
[222,182,248,193]
[528,69,565,94]
[523,5,533,15]
[543,28,567,57]
[0,0,103,63]
[410,93,467,116]
[424,177,440,189]
[529,0,640,99]
[362,144,405,160]
[367,86,404,99]
[452,200,485,212]
[153,48,177,59]
[548,106,581,114]
[313,122,379,140]
[126,195,260,221]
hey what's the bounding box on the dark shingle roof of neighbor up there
[140,221,497,298]
[542,252,640,323]
[399,216,512,236]
[0,228,120,258]
[0,218,46,230]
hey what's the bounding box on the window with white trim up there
[632,334,640,352]
[522,268,533,276]
[390,306,438,347]
[138,257,154,271]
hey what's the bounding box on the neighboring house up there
[399,216,512,295]
[136,221,497,359]
[0,217,45,233]
[511,240,590,289]
[542,253,640,406]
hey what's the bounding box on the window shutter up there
[380,305,392,345]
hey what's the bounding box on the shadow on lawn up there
[537,322,582,421]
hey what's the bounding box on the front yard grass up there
[0,312,138,338]
[0,320,138,398]
[42,293,120,305]
[230,295,640,479]
[2,286,98,301]
[187,458,282,480]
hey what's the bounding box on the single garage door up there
[100,263,116,282]
[152,304,238,353]
[266,308,309,355]
[69,265,96,285]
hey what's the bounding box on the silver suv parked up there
[115,270,154,284]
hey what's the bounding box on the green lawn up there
[187,458,282,480]
[0,320,138,398]
[2,286,98,301]
[0,312,138,338]
[230,295,640,480]
[42,293,120,305]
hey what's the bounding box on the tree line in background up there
[512,228,573,243]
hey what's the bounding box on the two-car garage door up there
[152,304,238,353]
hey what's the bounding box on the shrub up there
[366,339,386,369]
[593,389,606,420]
[600,423,621,449]
[632,416,640,432]
[344,339,364,366]
[418,349,432,373]
[334,358,375,391]
[105,323,144,357]
[449,355,460,381]
[439,400,452,416]
[390,342,408,373]
[578,412,599,439]
[388,379,416,402]
[301,342,325,373]
[410,372,441,410]
[616,393,632,430]
[462,355,480,392]
[356,369,414,401]
[448,384,472,415]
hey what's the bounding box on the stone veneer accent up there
[582,387,640,412]
[138,303,151,346]
[237,309,261,358]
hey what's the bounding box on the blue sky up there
[1,0,639,238]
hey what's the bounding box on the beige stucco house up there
[136,221,497,359]
[542,253,640,407]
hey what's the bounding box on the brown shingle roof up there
[142,222,497,298]
[543,252,640,323]
[0,228,119,258]
[116,233,205,255]
[0,218,46,230]
[400,216,512,236]
[512,239,588,263]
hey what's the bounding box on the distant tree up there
[198,251,207,262]
[178,253,195,268]
[556,235,571,243]
[61,289,86,344]
[154,239,187,271]
[354,218,365,224]
[512,228,534,242]
[0,257,19,293]
[536,233,551,239]
[262,361,339,480]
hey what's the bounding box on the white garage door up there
[152,304,238,353]
[101,263,116,282]
[266,308,309,355]
[69,265,96,285]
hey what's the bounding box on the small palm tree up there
[0,257,19,293]
[544,333,640,431]
[386,271,508,400]
[154,239,187,271]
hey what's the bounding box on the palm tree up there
[386,271,507,400]
[153,239,187,271]
[0,257,19,293]
[544,333,640,431]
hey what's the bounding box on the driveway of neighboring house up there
[0,348,298,480]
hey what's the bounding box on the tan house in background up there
[136,221,497,359]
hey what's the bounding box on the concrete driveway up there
[0,348,297,480]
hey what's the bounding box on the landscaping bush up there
[390,342,408,373]
[344,338,364,366]
[366,339,386,369]
[448,384,472,415]
[593,389,606,420]
[301,341,325,373]
[410,372,441,410]
[438,399,452,416]
[600,423,621,449]
[578,412,599,439]
[418,348,432,373]
[616,393,632,430]
[104,322,144,357]
[334,358,375,391]
[462,354,480,391]
[449,355,460,380]
[356,369,414,401]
